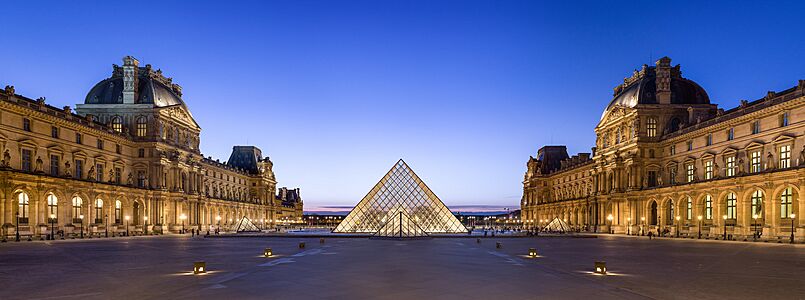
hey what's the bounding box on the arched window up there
[136,116,147,137]
[781,188,794,218]
[17,192,30,224]
[95,199,103,224]
[47,193,58,223]
[115,200,122,224]
[667,199,675,225]
[726,193,737,220]
[111,116,123,133]
[686,197,692,220]
[72,196,83,223]
[751,190,764,219]
[650,201,658,225]
[704,195,713,220]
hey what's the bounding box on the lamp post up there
[697,215,702,239]
[722,215,727,240]
[49,213,56,240]
[15,211,20,242]
[626,217,631,235]
[640,216,645,236]
[79,214,84,238]
[675,216,680,238]
[105,214,108,238]
[124,215,130,236]
[144,216,148,235]
[606,214,613,234]
[752,214,758,240]
[216,215,221,233]
[791,214,796,244]
[180,214,187,234]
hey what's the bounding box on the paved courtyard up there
[0,235,802,299]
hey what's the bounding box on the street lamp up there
[626,217,631,235]
[49,213,56,240]
[790,214,796,244]
[640,216,646,236]
[105,214,108,238]
[79,214,84,238]
[697,215,702,239]
[124,215,130,236]
[216,215,221,233]
[180,214,187,234]
[675,216,680,237]
[15,211,20,242]
[144,216,148,235]
[722,215,728,240]
[606,214,613,234]
[752,214,758,240]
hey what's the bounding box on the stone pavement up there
[0,235,802,299]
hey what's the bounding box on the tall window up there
[72,196,83,223]
[51,126,59,138]
[781,188,793,219]
[111,116,123,133]
[75,160,83,179]
[75,133,82,144]
[727,127,734,141]
[136,116,147,137]
[779,112,789,127]
[48,193,58,223]
[23,118,31,131]
[750,151,761,173]
[726,193,737,220]
[96,164,104,182]
[704,195,712,220]
[668,199,675,225]
[704,160,713,180]
[114,200,122,224]
[669,167,677,185]
[706,134,712,146]
[779,145,791,169]
[647,117,657,137]
[97,139,104,150]
[751,190,764,218]
[615,127,621,144]
[686,197,693,220]
[726,156,736,177]
[115,167,122,183]
[95,199,103,224]
[686,164,694,183]
[21,149,32,172]
[687,141,693,151]
[751,120,760,134]
[50,155,60,176]
[17,192,29,223]
[137,171,146,188]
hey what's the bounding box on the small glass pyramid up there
[333,159,466,236]
[541,217,571,233]
[234,216,261,232]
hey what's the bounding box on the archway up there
[650,201,658,226]
[133,202,141,225]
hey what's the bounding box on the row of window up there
[656,145,793,186]
[664,188,795,223]
[16,192,124,224]
[671,112,790,152]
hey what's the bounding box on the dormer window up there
[646,117,658,137]
[751,120,760,134]
[779,112,789,127]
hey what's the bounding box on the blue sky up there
[1,1,803,210]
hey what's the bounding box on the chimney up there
[655,56,672,104]
[122,56,139,104]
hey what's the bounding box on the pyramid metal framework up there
[333,159,466,235]
[374,209,429,238]
[234,216,260,232]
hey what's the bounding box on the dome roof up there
[84,57,186,108]
[601,57,709,120]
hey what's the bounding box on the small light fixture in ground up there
[496,242,502,249]
[594,261,607,275]
[193,261,206,274]
[299,242,305,249]
[264,248,273,257]
[528,248,537,257]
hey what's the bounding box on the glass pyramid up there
[541,217,571,233]
[234,216,260,232]
[333,159,466,235]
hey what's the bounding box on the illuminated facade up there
[334,159,465,235]
[521,57,804,241]
[0,56,302,239]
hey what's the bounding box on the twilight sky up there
[1,1,804,211]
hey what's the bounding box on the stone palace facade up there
[0,56,302,239]
[521,57,804,241]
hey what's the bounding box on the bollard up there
[476,238,481,244]
[528,248,537,257]
[299,242,305,249]
[264,248,273,257]
[496,242,502,249]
